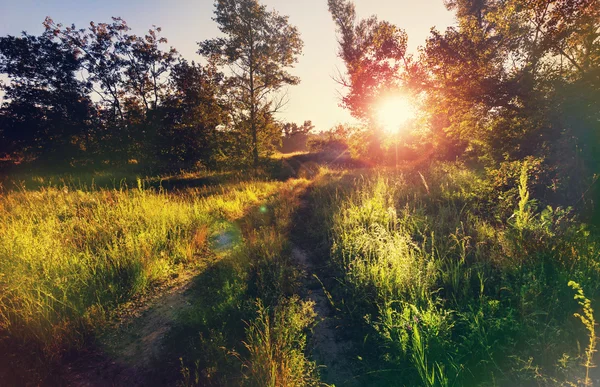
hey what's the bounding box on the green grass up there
[0,175,284,360]
[173,178,321,386]
[300,162,600,386]
[3,160,599,386]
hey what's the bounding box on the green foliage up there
[0,17,240,171]
[568,281,597,386]
[157,59,228,171]
[328,0,599,196]
[199,0,303,167]
[242,297,319,387]
[300,162,600,386]
[327,0,408,121]
[0,31,94,164]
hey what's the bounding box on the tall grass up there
[242,297,319,387]
[172,178,321,386]
[0,177,283,358]
[240,180,321,386]
[304,162,600,385]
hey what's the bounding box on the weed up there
[568,281,597,386]
[242,297,319,387]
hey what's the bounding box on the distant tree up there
[280,120,314,153]
[282,120,314,137]
[307,124,350,153]
[157,59,228,170]
[199,0,303,167]
[0,31,94,165]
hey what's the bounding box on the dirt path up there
[291,246,357,387]
[61,271,198,386]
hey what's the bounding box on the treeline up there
[328,0,599,212]
[0,0,308,172]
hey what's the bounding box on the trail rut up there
[291,246,357,387]
[61,272,197,386]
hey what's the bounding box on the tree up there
[0,31,94,165]
[44,17,178,164]
[199,0,303,167]
[280,120,314,153]
[157,59,228,170]
[327,0,409,164]
[281,120,314,137]
[327,0,408,122]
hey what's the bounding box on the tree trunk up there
[251,111,259,168]
[249,33,259,168]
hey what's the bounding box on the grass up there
[241,297,318,387]
[2,159,599,386]
[0,173,284,364]
[299,162,600,386]
[172,178,321,386]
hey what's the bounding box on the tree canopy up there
[199,0,303,166]
[328,0,599,199]
[0,0,305,171]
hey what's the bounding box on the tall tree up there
[199,0,303,167]
[0,31,94,164]
[328,0,408,122]
[44,17,178,163]
[416,0,600,162]
[157,59,228,170]
[327,0,410,164]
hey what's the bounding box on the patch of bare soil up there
[60,269,200,387]
[291,246,358,387]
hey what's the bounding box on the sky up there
[0,0,457,131]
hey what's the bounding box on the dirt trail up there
[61,272,197,386]
[291,246,357,387]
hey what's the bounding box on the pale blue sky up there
[0,0,456,130]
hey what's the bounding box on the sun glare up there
[376,95,416,133]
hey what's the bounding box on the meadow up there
[1,0,598,384]
[1,159,599,386]
[0,168,316,385]
[298,162,600,386]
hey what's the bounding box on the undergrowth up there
[300,162,600,386]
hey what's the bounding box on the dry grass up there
[0,176,284,358]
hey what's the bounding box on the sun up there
[376,95,416,133]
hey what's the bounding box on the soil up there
[59,271,198,387]
[291,246,357,387]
